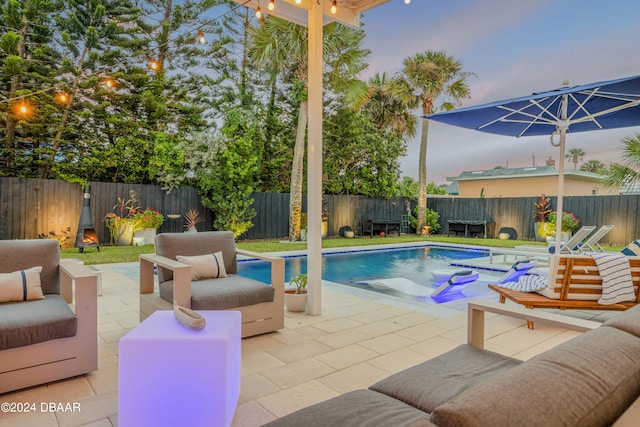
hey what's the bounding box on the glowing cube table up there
[118,310,241,427]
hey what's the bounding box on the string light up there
[404,0,411,4]
[196,29,206,44]
[57,92,69,103]
[148,59,159,71]
[330,0,337,14]
[103,78,115,89]
[14,99,31,116]
[268,0,275,11]
[255,5,262,19]
[295,0,301,4]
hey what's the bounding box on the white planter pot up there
[134,228,157,245]
[115,224,134,246]
[284,291,307,312]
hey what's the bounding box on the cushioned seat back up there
[155,231,238,283]
[0,239,60,295]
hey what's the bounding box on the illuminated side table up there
[118,310,241,427]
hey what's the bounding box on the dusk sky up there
[360,0,640,184]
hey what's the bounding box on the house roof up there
[447,166,607,183]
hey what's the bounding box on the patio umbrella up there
[427,74,640,251]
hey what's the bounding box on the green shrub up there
[408,207,441,233]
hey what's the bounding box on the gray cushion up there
[431,326,640,427]
[370,344,522,413]
[0,295,77,350]
[603,304,640,338]
[261,389,435,427]
[0,239,60,295]
[159,274,275,310]
[155,231,238,283]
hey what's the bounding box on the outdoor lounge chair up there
[139,231,285,338]
[547,225,596,254]
[431,270,480,297]
[0,240,99,394]
[489,253,640,329]
[578,224,615,253]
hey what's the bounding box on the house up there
[447,166,619,198]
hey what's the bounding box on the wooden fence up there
[1,177,639,247]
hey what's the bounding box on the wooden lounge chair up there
[489,253,640,329]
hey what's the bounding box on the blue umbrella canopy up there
[427,74,640,137]
[427,74,640,250]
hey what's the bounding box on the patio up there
[0,259,617,427]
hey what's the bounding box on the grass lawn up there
[61,234,622,265]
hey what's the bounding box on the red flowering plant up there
[533,193,552,222]
[547,211,580,234]
[131,208,164,230]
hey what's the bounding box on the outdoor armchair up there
[139,231,284,338]
[0,239,98,394]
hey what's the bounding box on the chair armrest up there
[59,258,98,313]
[467,300,601,349]
[236,249,285,294]
[139,254,192,308]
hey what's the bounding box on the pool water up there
[238,246,487,287]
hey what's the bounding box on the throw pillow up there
[0,266,45,303]
[621,240,640,256]
[496,274,548,292]
[176,252,227,281]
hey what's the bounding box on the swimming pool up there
[238,245,488,287]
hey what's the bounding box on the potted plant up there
[533,194,553,241]
[321,196,329,239]
[184,209,204,233]
[300,213,308,241]
[132,208,164,245]
[284,273,307,312]
[546,211,580,242]
[105,191,141,246]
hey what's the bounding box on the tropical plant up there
[289,273,307,295]
[397,50,473,234]
[408,207,441,233]
[183,209,205,231]
[605,133,640,189]
[533,194,552,222]
[104,191,142,243]
[565,148,586,170]
[37,227,72,248]
[248,17,370,241]
[547,211,580,234]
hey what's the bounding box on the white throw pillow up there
[0,266,45,303]
[176,252,227,281]
[496,274,548,292]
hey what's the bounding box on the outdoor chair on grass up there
[547,225,596,254]
[578,224,615,253]
[139,231,284,338]
[0,240,98,394]
[489,253,640,329]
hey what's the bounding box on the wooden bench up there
[489,254,640,329]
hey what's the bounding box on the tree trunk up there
[289,99,308,241]
[417,116,429,234]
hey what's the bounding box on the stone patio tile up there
[358,334,417,354]
[260,358,336,389]
[311,317,364,333]
[314,328,371,349]
[367,348,430,374]
[314,344,380,370]
[241,351,287,377]
[317,362,389,393]
[232,401,277,427]
[395,322,448,341]
[353,319,405,337]
[256,380,339,418]
[239,374,281,405]
[267,340,334,364]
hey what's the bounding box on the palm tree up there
[249,17,369,241]
[358,72,417,139]
[605,133,640,189]
[397,51,472,233]
[580,159,609,175]
[565,148,586,170]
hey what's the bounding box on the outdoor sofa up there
[139,231,284,338]
[263,301,640,427]
[0,239,98,394]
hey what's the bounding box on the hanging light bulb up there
[148,59,159,71]
[404,0,411,4]
[294,0,301,4]
[330,0,337,14]
[14,99,31,116]
[196,30,206,44]
[103,78,115,89]
[255,5,262,19]
[268,0,275,11]
[57,92,69,103]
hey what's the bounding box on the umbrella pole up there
[554,94,569,254]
